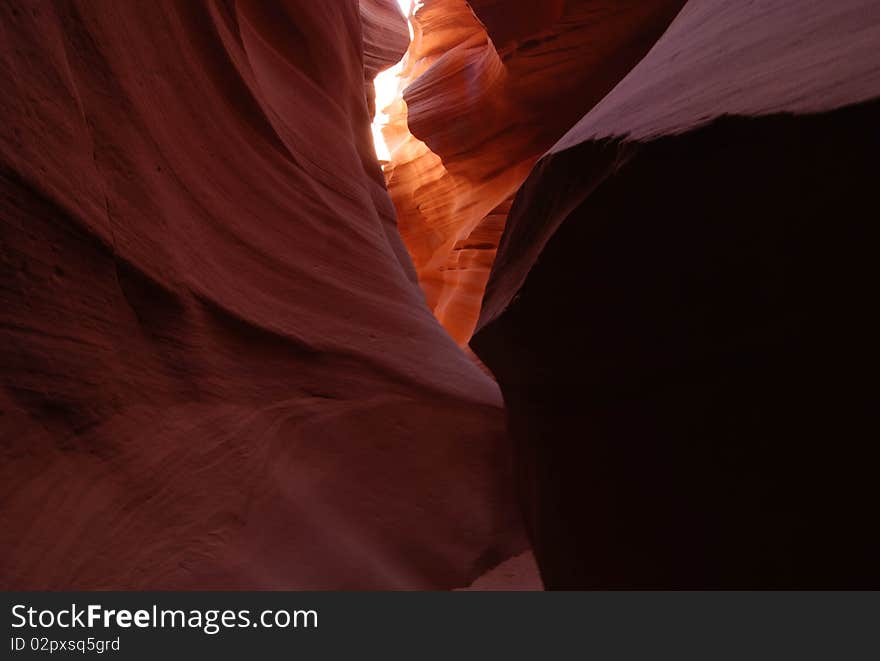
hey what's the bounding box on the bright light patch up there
[371,1,414,162]
[397,0,414,38]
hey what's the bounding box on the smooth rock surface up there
[0,0,522,589]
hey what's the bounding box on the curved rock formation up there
[472,0,880,588]
[383,0,686,343]
[0,0,523,589]
[7,0,870,592]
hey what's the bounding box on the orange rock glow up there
[379,0,686,344]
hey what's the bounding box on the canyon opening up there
[1,0,878,594]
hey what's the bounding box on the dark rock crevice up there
[472,100,880,588]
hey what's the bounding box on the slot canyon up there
[1,0,878,589]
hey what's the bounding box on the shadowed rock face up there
[472,0,880,588]
[5,0,872,592]
[467,0,566,49]
[0,0,524,589]
[383,0,686,344]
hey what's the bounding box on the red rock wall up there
[472,0,880,587]
[0,0,523,589]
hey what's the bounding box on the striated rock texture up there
[472,0,880,588]
[0,0,524,589]
[382,0,686,344]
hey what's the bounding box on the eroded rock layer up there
[383,0,686,343]
[472,0,880,588]
[0,0,523,589]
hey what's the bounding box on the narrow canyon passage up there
[1,0,878,590]
[372,0,686,345]
[370,0,880,587]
